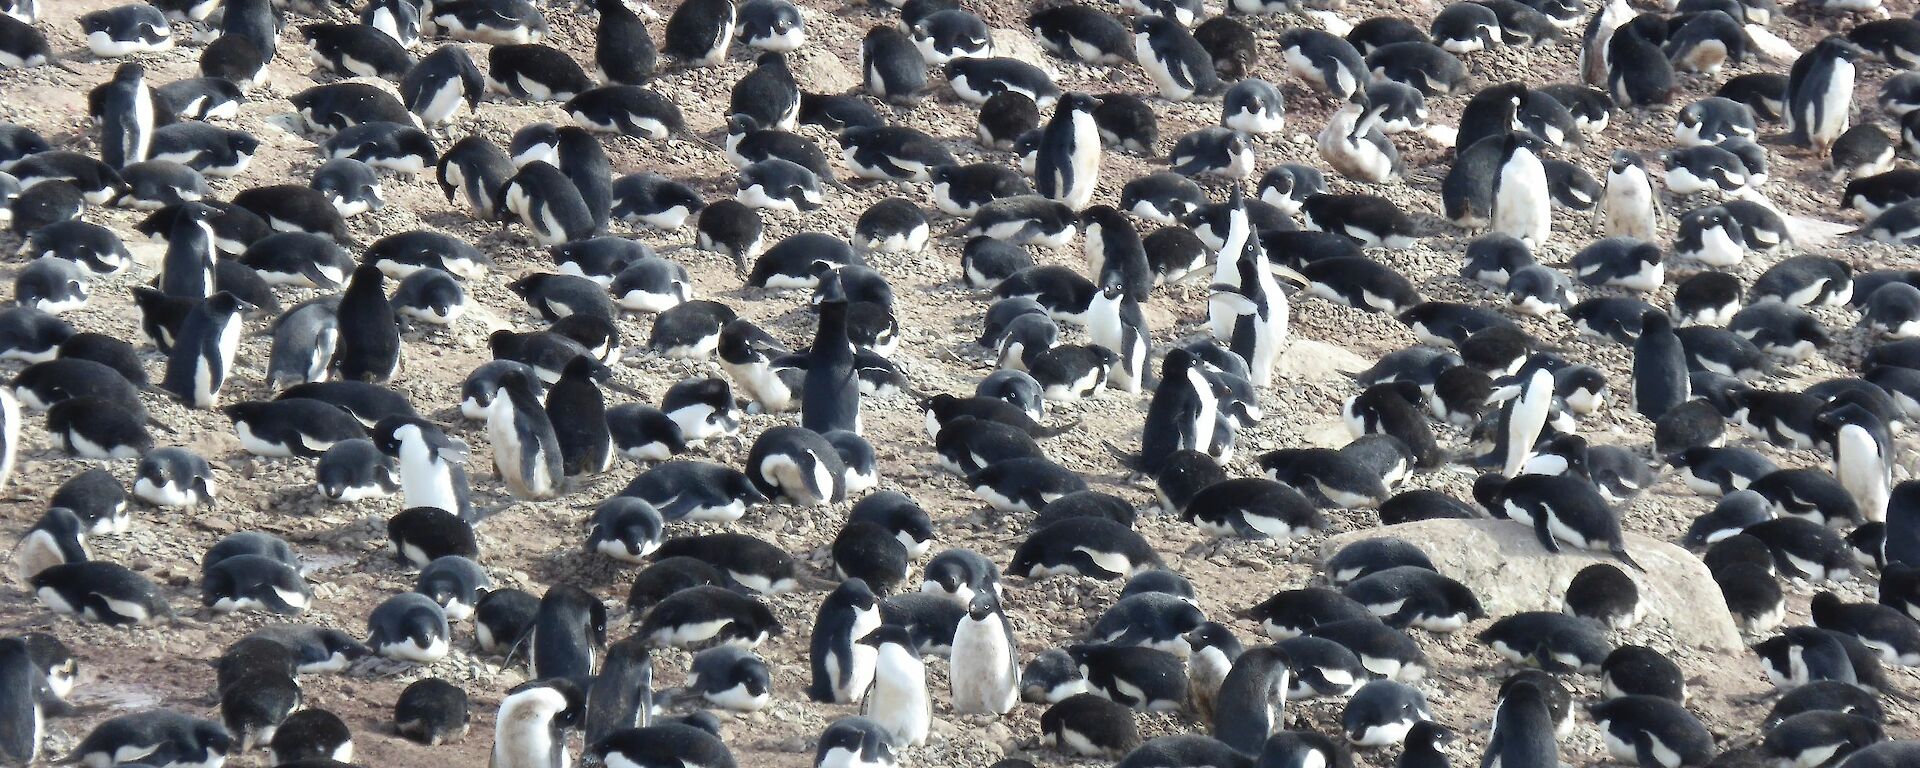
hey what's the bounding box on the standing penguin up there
[1600,150,1659,241]
[664,0,736,66]
[159,202,218,299]
[804,300,862,435]
[1212,646,1292,755]
[1136,348,1221,476]
[372,416,473,520]
[1503,367,1555,477]
[1035,93,1103,211]
[546,356,613,478]
[862,626,930,747]
[1825,404,1894,522]
[1483,681,1559,767]
[1632,311,1689,422]
[1786,37,1867,152]
[1208,193,1287,388]
[950,591,1019,715]
[161,292,248,409]
[809,578,881,704]
[488,369,564,500]
[0,637,40,765]
[1491,132,1551,248]
[335,265,401,383]
[95,63,154,170]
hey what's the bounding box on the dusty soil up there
[1,0,1917,765]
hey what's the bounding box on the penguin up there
[838,126,957,182]
[91,64,156,175]
[684,645,771,711]
[322,122,435,174]
[202,552,310,615]
[114,160,207,210]
[1170,128,1255,179]
[1068,644,1187,711]
[1278,28,1367,99]
[1500,473,1645,570]
[371,417,473,520]
[1029,5,1131,65]
[855,198,929,254]
[1754,256,1853,307]
[472,588,538,654]
[745,426,847,506]
[861,26,928,105]
[1479,612,1612,673]
[737,0,804,51]
[436,137,513,222]
[267,709,352,766]
[1034,93,1104,212]
[157,291,247,409]
[0,637,40,765]
[490,679,584,768]
[1785,37,1867,152]
[910,9,992,64]
[591,722,734,768]
[579,636,652,750]
[860,626,930,747]
[580,497,663,565]
[1011,515,1157,578]
[411,555,489,623]
[10,506,86,582]
[1340,566,1484,631]
[310,158,384,219]
[67,711,229,768]
[1589,697,1716,768]
[1210,645,1292,753]
[621,460,766,524]
[486,368,564,500]
[1743,517,1853,582]
[389,268,466,326]
[31,561,170,625]
[505,161,596,247]
[1762,711,1883,768]
[224,398,367,458]
[946,57,1062,107]
[1319,95,1403,185]
[804,299,863,435]
[1368,42,1470,97]
[1633,311,1690,422]
[10,256,86,314]
[1134,16,1223,102]
[1342,680,1430,747]
[950,592,1019,714]
[1572,237,1664,292]
[1563,563,1641,629]
[301,22,411,81]
[80,5,171,58]
[1810,592,1920,666]
[1041,694,1138,758]
[367,592,451,663]
[1600,645,1686,702]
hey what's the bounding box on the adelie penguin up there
[32,561,171,625]
[490,679,584,768]
[81,5,171,58]
[504,161,596,247]
[664,0,736,66]
[368,592,452,663]
[1134,16,1223,102]
[372,416,474,520]
[1786,36,1867,152]
[159,291,248,409]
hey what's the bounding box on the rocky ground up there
[1,0,1918,765]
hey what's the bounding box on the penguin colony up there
[4,0,1920,765]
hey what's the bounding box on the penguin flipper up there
[1610,543,1646,572]
[1037,418,1083,438]
[1531,515,1560,554]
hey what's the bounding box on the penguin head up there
[858,623,913,650]
[1057,92,1102,114]
[725,113,762,138]
[1608,150,1644,175]
[1406,720,1454,751]
[1471,473,1509,513]
[1184,621,1242,657]
[964,591,1000,621]
[112,62,145,84]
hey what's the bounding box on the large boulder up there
[1319,518,1744,652]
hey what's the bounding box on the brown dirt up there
[1,0,1918,766]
